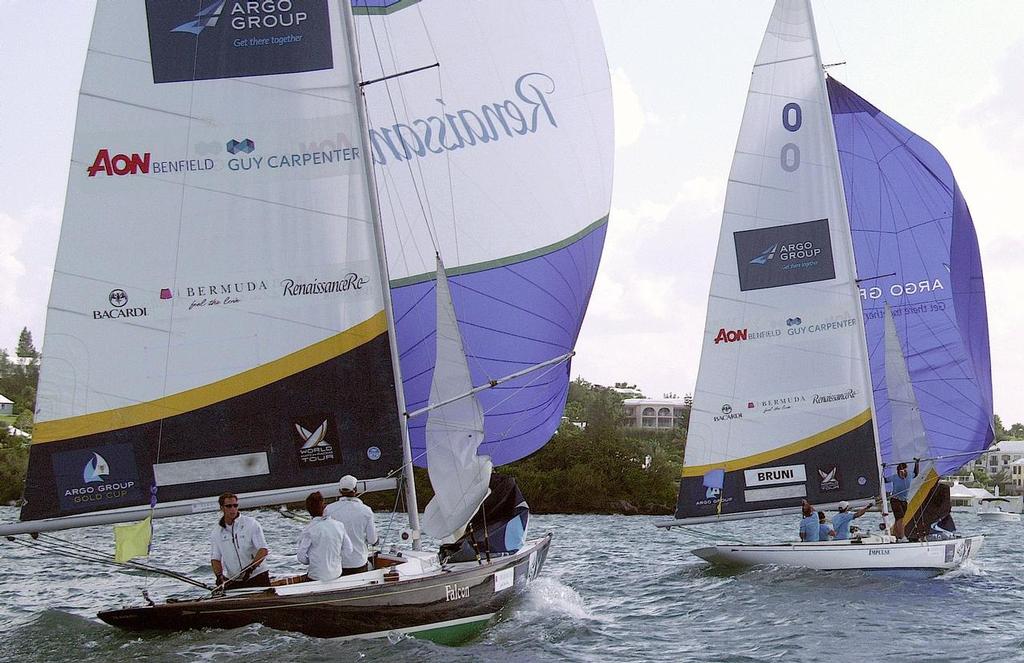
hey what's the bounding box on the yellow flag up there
[114,516,153,563]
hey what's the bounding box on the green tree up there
[0,427,29,503]
[1009,423,1024,439]
[994,414,1010,442]
[15,327,37,358]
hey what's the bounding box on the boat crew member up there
[831,500,874,540]
[817,511,834,541]
[798,500,819,542]
[886,459,919,541]
[325,475,379,574]
[297,491,354,581]
[210,492,271,589]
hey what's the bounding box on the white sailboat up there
[655,0,989,574]
[0,0,612,642]
[976,498,1020,522]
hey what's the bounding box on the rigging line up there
[5,536,212,590]
[359,62,440,87]
[359,6,441,255]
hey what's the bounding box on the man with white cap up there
[324,475,379,574]
[831,499,876,540]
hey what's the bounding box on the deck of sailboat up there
[692,534,982,574]
[97,534,550,643]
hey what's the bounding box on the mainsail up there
[12,0,613,535]
[827,77,993,512]
[21,1,402,525]
[673,0,880,523]
[354,1,613,467]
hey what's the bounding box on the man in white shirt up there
[297,491,354,581]
[210,492,270,588]
[324,475,378,575]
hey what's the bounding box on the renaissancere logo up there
[83,453,109,483]
[172,0,226,35]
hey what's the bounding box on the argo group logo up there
[53,444,141,513]
[145,0,334,84]
[733,219,836,292]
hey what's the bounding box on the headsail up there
[20,1,402,525]
[828,77,994,487]
[673,0,879,523]
[882,304,939,512]
[421,257,492,540]
[352,1,613,467]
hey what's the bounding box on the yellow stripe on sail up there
[682,408,872,477]
[903,467,941,523]
[114,515,152,563]
[33,312,388,444]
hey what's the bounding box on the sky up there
[2,1,1023,422]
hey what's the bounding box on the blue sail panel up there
[391,222,607,467]
[828,77,993,477]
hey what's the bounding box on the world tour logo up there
[53,444,141,513]
[145,0,333,84]
[293,414,341,465]
[733,218,836,292]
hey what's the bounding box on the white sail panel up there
[421,257,492,540]
[675,0,878,521]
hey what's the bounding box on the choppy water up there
[1,508,1021,662]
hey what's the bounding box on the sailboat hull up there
[976,511,1021,522]
[98,534,550,644]
[692,535,982,574]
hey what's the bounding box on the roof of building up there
[622,398,688,406]
[990,440,1024,455]
[0,394,13,404]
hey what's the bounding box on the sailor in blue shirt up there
[818,511,834,540]
[885,459,919,541]
[831,500,875,540]
[799,500,819,542]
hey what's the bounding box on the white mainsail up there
[421,257,492,540]
[673,0,879,523]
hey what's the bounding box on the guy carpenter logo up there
[83,453,109,483]
[87,149,151,177]
[109,289,128,308]
[818,466,840,492]
[786,317,802,327]
[94,290,148,320]
[293,415,339,464]
[227,138,255,154]
[172,0,226,34]
[714,403,743,422]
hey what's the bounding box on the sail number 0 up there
[781,102,801,172]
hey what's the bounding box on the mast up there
[806,0,891,533]
[339,1,422,548]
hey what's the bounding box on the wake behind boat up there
[655,0,992,575]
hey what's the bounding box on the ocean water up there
[1,508,1021,662]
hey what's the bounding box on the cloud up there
[610,67,646,148]
[0,208,60,351]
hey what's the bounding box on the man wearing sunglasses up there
[210,492,271,589]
